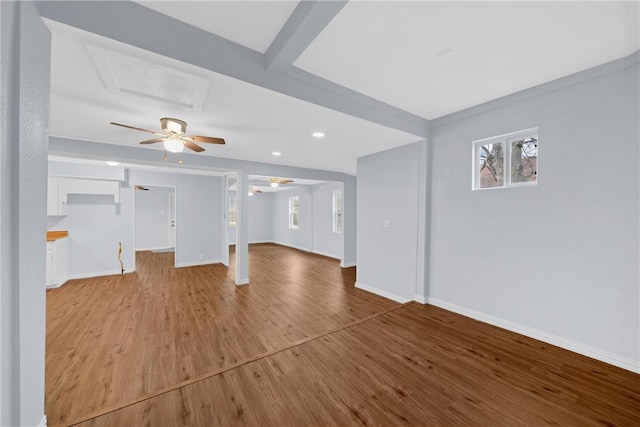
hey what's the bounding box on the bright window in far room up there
[332,189,342,234]
[473,128,538,190]
[228,196,236,226]
[288,196,299,230]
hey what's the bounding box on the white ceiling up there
[230,174,327,193]
[45,1,638,176]
[46,19,418,175]
[134,1,299,53]
[294,1,639,119]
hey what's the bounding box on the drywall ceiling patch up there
[85,43,211,110]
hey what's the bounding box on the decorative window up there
[473,128,538,190]
[288,196,299,230]
[228,196,236,226]
[332,189,343,234]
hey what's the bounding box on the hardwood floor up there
[48,245,640,426]
[45,244,398,426]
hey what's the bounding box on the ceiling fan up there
[110,117,225,153]
[248,188,263,196]
[134,185,149,191]
[269,178,294,188]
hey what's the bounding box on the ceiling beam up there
[36,1,429,138]
[49,137,357,181]
[265,0,347,71]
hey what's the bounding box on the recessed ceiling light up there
[312,131,325,138]
[105,161,119,166]
[272,151,282,156]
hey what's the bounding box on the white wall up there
[230,184,342,260]
[47,192,135,278]
[311,181,342,259]
[228,190,274,244]
[428,63,639,369]
[129,170,224,268]
[356,142,423,302]
[47,168,225,277]
[134,186,172,250]
[355,60,639,371]
[248,192,274,243]
[272,187,313,251]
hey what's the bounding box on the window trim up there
[472,127,538,191]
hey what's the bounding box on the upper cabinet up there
[47,177,68,216]
[65,178,121,202]
[47,177,121,216]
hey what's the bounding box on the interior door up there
[168,190,176,247]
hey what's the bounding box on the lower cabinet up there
[46,238,68,288]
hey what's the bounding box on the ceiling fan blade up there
[134,185,149,191]
[110,122,162,135]
[139,138,165,145]
[185,135,225,145]
[184,141,205,152]
[270,178,294,184]
[254,190,263,193]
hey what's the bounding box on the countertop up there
[47,230,68,241]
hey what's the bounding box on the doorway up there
[133,184,177,266]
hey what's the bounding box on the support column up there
[0,2,50,426]
[235,170,249,285]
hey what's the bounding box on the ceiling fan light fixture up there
[163,137,184,153]
[161,117,187,134]
[270,182,279,188]
[312,131,325,138]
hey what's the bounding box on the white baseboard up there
[311,249,341,260]
[355,282,412,303]
[413,294,427,304]
[340,261,356,268]
[235,278,249,285]
[426,297,640,374]
[249,240,271,245]
[65,270,132,281]
[175,259,223,268]
[271,240,312,252]
[38,415,47,427]
[135,246,171,251]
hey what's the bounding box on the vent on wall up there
[86,43,211,110]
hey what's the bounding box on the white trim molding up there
[135,246,174,252]
[426,297,640,374]
[236,278,250,286]
[340,261,356,268]
[64,270,133,281]
[271,240,312,253]
[413,294,427,304]
[38,415,47,427]
[355,282,412,303]
[311,249,340,260]
[175,259,224,268]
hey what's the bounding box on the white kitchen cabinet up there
[46,237,68,288]
[47,177,68,216]
[65,178,120,202]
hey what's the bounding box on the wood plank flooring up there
[47,244,640,426]
[46,244,398,426]
[76,302,640,427]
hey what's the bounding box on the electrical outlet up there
[199,254,204,260]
